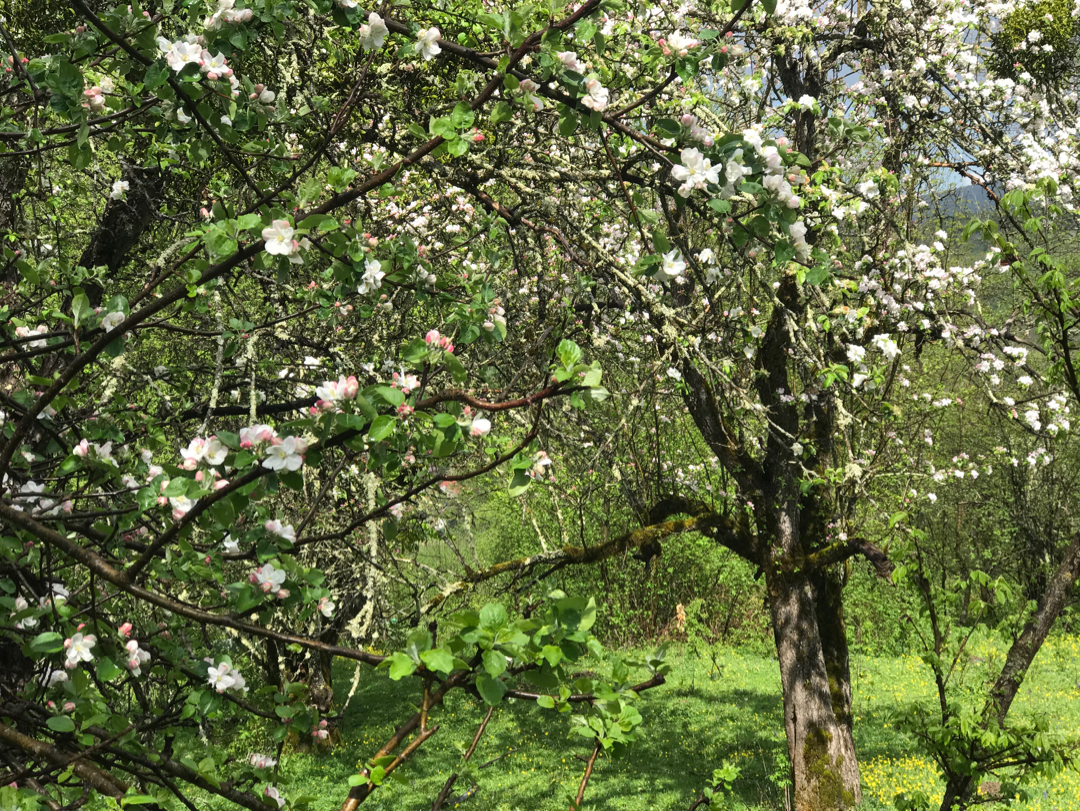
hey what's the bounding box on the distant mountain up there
[937,183,996,216]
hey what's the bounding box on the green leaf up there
[405,629,433,663]
[354,394,378,420]
[279,470,303,491]
[47,715,76,733]
[655,118,681,138]
[368,415,396,442]
[374,386,405,407]
[482,649,507,678]
[420,647,456,674]
[451,102,475,130]
[762,0,777,12]
[509,468,531,497]
[444,352,467,382]
[536,695,556,709]
[97,657,124,682]
[72,289,90,328]
[805,263,830,286]
[328,166,358,189]
[121,796,161,806]
[145,62,168,92]
[480,603,508,631]
[30,632,64,654]
[490,101,513,125]
[447,138,470,158]
[476,674,507,705]
[163,478,189,498]
[652,229,671,255]
[387,652,416,680]
[558,108,579,137]
[430,117,457,140]
[555,339,582,369]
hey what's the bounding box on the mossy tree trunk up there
[766,501,861,810]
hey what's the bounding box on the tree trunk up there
[813,570,856,740]
[939,533,1080,809]
[767,565,860,810]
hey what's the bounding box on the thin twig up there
[431,705,495,811]
[572,739,602,810]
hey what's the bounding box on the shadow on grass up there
[280,654,795,811]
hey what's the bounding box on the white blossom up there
[263,436,305,472]
[416,28,442,60]
[359,13,388,50]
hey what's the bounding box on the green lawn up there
[225,636,1080,811]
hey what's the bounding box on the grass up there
[211,635,1080,811]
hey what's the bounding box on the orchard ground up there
[201,635,1080,811]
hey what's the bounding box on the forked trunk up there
[767,566,861,810]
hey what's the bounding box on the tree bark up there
[77,163,165,307]
[767,565,860,810]
[989,531,1080,725]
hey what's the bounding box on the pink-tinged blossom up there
[118,622,133,638]
[318,597,335,618]
[665,32,698,57]
[556,51,583,71]
[315,376,355,409]
[73,439,89,457]
[264,520,297,542]
[470,417,491,437]
[125,640,151,676]
[518,79,545,111]
[240,424,276,449]
[169,495,197,521]
[64,633,96,668]
[529,450,553,479]
[264,786,284,808]
[181,436,227,469]
[263,436,304,471]
[581,79,609,112]
[200,50,232,80]
[164,40,203,71]
[424,330,454,353]
[250,754,277,769]
[391,368,420,393]
[252,563,287,595]
[15,325,48,349]
[312,719,329,740]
